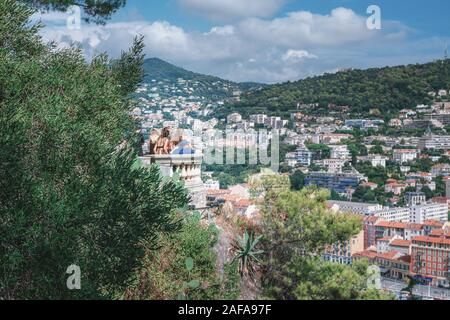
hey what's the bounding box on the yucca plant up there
[231,230,264,281]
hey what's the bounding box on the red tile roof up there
[412,236,450,245]
[375,221,425,231]
[390,239,411,247]
[353,250,378,259]
[376,221,408,229]
[378,250,403,260]
[407,223,425,231]
[429,228,450,238]
[422,220,445,228]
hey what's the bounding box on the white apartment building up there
[330,145,351,160]
[419,134,450,150]
[227,113,242,124]
[327,200,383,215]
[374,207,411,222]
[375,203,449,223]
[410,203,448,224]
[358,155,388,168]
[431,164,450,177]
[323,158,347,173]
[250,114,267,125]
[404,192,427,207]
[296,147,313,167]
[392,149,419,164]
[203,179,220,190]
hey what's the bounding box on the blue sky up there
[37,0,450,83]
[112,0,450,37]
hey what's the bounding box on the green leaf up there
[188,280,200,289]
[185,257,194,271]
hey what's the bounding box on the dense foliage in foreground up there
[0,0,188,299]
[125,213,241,300]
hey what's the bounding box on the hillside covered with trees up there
[222,60,450,117]
[143,58,265,99]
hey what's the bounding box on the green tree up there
[259,178,392,300]
[290,170,305,191]
[124,213,241,300]
[370,145,384,155]
[0,0,188,299]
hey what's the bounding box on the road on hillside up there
[381,278,450,300]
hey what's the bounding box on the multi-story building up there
[377,251,411,281]
[389,239,412,255]
[374,203,448,224]
[425,113,450,126]
[410,203,449,224]
[344,119,384,128]
[296,147,313,166]
[203,179,220,190]
[364,216,379,249]
[305,171,367,194]
[374,207,411,222]
[321,133,353,144]
[375,221,413,239]
[330,145,351,160]
[404,192,427,207]
[321,159,347,173]
[250,114,267,125]
[393,149,419,164]
[431,163,450,177]
[353,250,411,281]
[419,132,450,150]
[384,182,408,196]
[227,113,242,124]
[357,155,388,168]
[410,235,450,287]
[264,116,282,128]
[327,200,382,215]
[446,179,450,199]
[376,235,411,255]
[324,229,365,265]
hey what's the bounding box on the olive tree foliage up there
[0,0,189,299]
[20,0,127,23]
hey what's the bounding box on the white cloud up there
[282,50,318,62]
[36,8,445,83]
[178,0,284,20]
[239,8,373,47]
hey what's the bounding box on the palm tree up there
[231,230,264,280]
